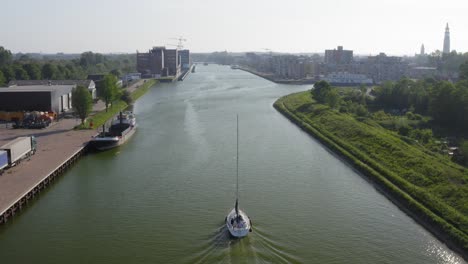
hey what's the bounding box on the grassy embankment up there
[274,91,468,256]
[75,79,157,129]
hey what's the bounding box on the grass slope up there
[275,91,468,255]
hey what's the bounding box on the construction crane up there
[170,36,187,49]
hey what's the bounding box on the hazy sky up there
[1,0,467,55]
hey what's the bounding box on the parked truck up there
[0,136,37,170]
[0,150,8,175]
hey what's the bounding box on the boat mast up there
[235,114,239,215]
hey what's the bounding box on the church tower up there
[420,44,425,55]
[443,23,450,54]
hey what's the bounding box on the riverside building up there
[324,46,353,65]
[179,50,191,70]
[0,85,74,114]
[137,46,184,78]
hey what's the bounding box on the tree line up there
[312,61,468,135]
[0,46,136,86]
[424,50,468,75]
[311,62,468,165]
[373,78,468,134]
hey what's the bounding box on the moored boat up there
[89,111,137,151]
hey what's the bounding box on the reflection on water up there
[426,239,465,264]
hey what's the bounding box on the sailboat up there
[225,115,252,238]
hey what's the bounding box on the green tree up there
[355,104,368,117]
[56,65,68,79]
[0,70,5,86]
[42,63,58,79]
[325,89,340,108]
[312,81,341,108]
[0,47,12,67]
[65,63,84,79]
[429,81,457,127]
[99,74,120,112]
[79,51,106,67]
[121,90,133,105]
[17,54,31,62]
[453,140,468,166]
[459,60,468,81]
[419,129,433,144]
[440,51,468,73]
[14,66,29,80]
[110,69,122,78]
[23,63,42,80]
[72,85,93,125]
[311,80,332,103]
[1,66,15,83]
[359,85,367,104]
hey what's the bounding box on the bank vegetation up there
[75,79,156,129]
[274,84,468,257]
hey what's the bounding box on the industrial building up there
[164,49,181,76]
[179,50,191,70]
[8,80,97,99]
[137,46,184,78]
[137,47,166,78]
[0,85,74,113]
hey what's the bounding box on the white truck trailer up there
[0,136,37,168]
[0,150,8,175]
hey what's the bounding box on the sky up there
[1,0,467,55]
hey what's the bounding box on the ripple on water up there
[425,239,465,264]
[186,222,302,264]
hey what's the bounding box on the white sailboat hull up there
[226,208,251,238]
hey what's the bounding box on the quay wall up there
[0,145,87,224]
[178,65,193,81]
[237,67,316,85]
[0,77,155,226]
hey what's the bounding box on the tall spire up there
[443,23,450,54]
[420,44,425,55]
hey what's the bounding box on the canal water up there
[0,65,465,263]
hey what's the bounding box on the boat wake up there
[186,222,301,264]
[187,222,241,264]
[252,226,302,263]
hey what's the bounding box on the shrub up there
[355,104,368,117]
[121,90,133,105]
[398,125,411,136]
